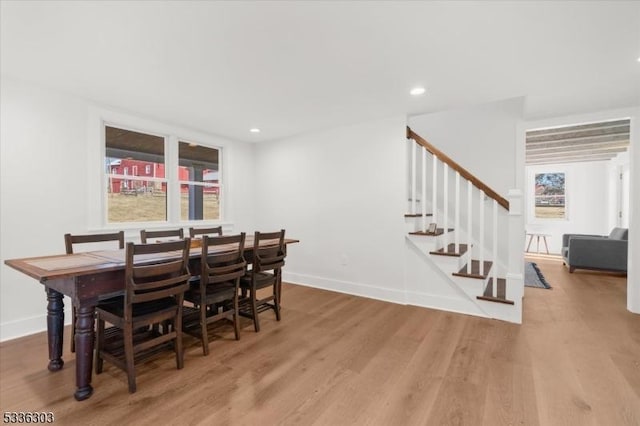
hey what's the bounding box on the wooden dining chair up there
[183,233,246,355]
[94,239,191,393]
[64,231,125,353]
[239,230,286,332]
[140,228,184,243]
[188,226,223,238]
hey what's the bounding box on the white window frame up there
[87,107,227,231]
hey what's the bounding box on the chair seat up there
[240,272,276,290]
[185,281,237,306]
[97,296,178,319]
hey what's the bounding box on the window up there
[178,141,220,221]
[105,126,167,223]
[93,112,225,228]
[534,172,566,219]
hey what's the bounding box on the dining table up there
[4,235,298,401]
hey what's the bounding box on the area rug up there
[525,261,552,289]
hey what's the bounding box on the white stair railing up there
[407,139,505,288]
[406,133,519,321]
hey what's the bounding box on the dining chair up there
[239,229,286,332]
[94,239,191,393]
[188,226,223,238]
[64,231,125,353]
[183,233,246,355]
[140,228,184,243]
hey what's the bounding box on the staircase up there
[404,127,523,323]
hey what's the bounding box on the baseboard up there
[404,290,490,319]
[283,271,406,305]
[0,308,72,343]
[1,314,47,342]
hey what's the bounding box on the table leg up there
[543,236,549,254]
[74,304,95,401]
[526,235,534,252]
[536,236,541,253]
[45,288,64,372]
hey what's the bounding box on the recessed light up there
[410,87,426,96]
[249,128,261,133]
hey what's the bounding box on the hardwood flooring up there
[1,258,638,425]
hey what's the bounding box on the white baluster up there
[479,189,485,277]
[467,180,472,248]
[411,141,417,215]
[492,199,498,297]
[443,163,449,244]
[432,155,438,228]
[455,172,460,252]
[422,147,427,231]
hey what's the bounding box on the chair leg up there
[233,294,240,341]
[123,325,136,394]
[200,301,209,356]
[94,318,105,374]
[273,281,281,322]
[251,287,260,333]
[175,306,184,370]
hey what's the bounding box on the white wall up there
[1,78,89,340]
[525,161,611,254]
[409,97,524,196]
[0,78,256,340]
[253,117,408,303]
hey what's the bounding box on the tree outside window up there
[535,172,565,219]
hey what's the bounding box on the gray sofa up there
[562,228,628,273]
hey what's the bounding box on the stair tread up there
[429,243,468,257]
[453,260,493,278]
[476,278,514,305]
[409,227,453,236]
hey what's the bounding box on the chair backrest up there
[124,239,191,314]
[65,231,125,254]
[140,228,184,243]
[251,230,286,274]
[201,233,247,285]
[189,226,223,238]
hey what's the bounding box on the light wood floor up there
[1,258,638,425]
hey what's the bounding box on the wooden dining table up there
[4,236,298,401]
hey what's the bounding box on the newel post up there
[506,189,524,323]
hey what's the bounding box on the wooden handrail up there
[407,126,510,211]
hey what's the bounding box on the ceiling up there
[1,1,639,143]
[526,119,630,165]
